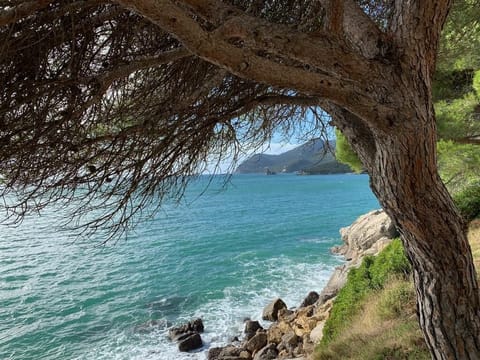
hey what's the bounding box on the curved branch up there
[115,0,389,122]
[97,47,191,86]
[342,0,389,59]
[178,0,385,81]
[454,135,480,145]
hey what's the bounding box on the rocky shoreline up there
[169,210,398,359]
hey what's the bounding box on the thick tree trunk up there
[369,126,480,359]
[329,38,480,355]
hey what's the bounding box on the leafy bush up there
[370,240,411,288]
[320,239,410,345]
[454,182,480,221]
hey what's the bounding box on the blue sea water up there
[0,174,378,360]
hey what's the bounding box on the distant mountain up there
[235,139,352,174]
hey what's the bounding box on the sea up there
[0,173,378,360]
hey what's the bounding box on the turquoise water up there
[0,174,378,360]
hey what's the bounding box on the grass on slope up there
[314,278,429,360]
[314,223,480,360]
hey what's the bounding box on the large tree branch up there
[454,135,480,145]
[178,0,385,81]
[97,47,191,87]
[115,0,392,124]
[342,0,390,60]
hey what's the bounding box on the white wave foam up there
[79,256,338,360]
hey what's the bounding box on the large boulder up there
[309,322,325,344]
[169,318,204,353]
[299,291,319,308]
[244,320,263,340]
[253,344,278,360]
[335,210,398,261]
[208,347,224,360]
[262,298,287,321]
[281,331,300,351]
[208,345,250,360]
[317,264,350,305]
[178,332,203,352]
[245,332,268,353]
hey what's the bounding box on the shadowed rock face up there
[262,298,287,321]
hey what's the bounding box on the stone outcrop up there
[320,210,398,306]
[244,320,263,340]
[178,332,203,352]
[333,209,398,262]
[299,291,319,308]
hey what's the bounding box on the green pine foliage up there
[453,182,480,221]
[435,70,480,196]
[334,129,363,173]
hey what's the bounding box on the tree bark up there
[371,127,480,360]
[332,91,480,359]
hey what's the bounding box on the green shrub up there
[320,239,410,345]
[370,240,411,288]
[454,182,480,221]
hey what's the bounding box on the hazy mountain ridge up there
[235,139,352,174]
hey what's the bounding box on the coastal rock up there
[309,322,325,344]
[300,291,319,308]
[210,211,399,360]
[240,350,253,359]
[253,344,278,360]
[245,332,268,353]
[169,318,204,340]
[317,264,349,305]
[318,210,399,306]
[267,320,292,344]
[262,298,287,321]
[208,347,223,360]
[336,209,398,261]
[178,332,203,352]
[244,320,263,340]
[208,345,249,359]
[281,331,299,351]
